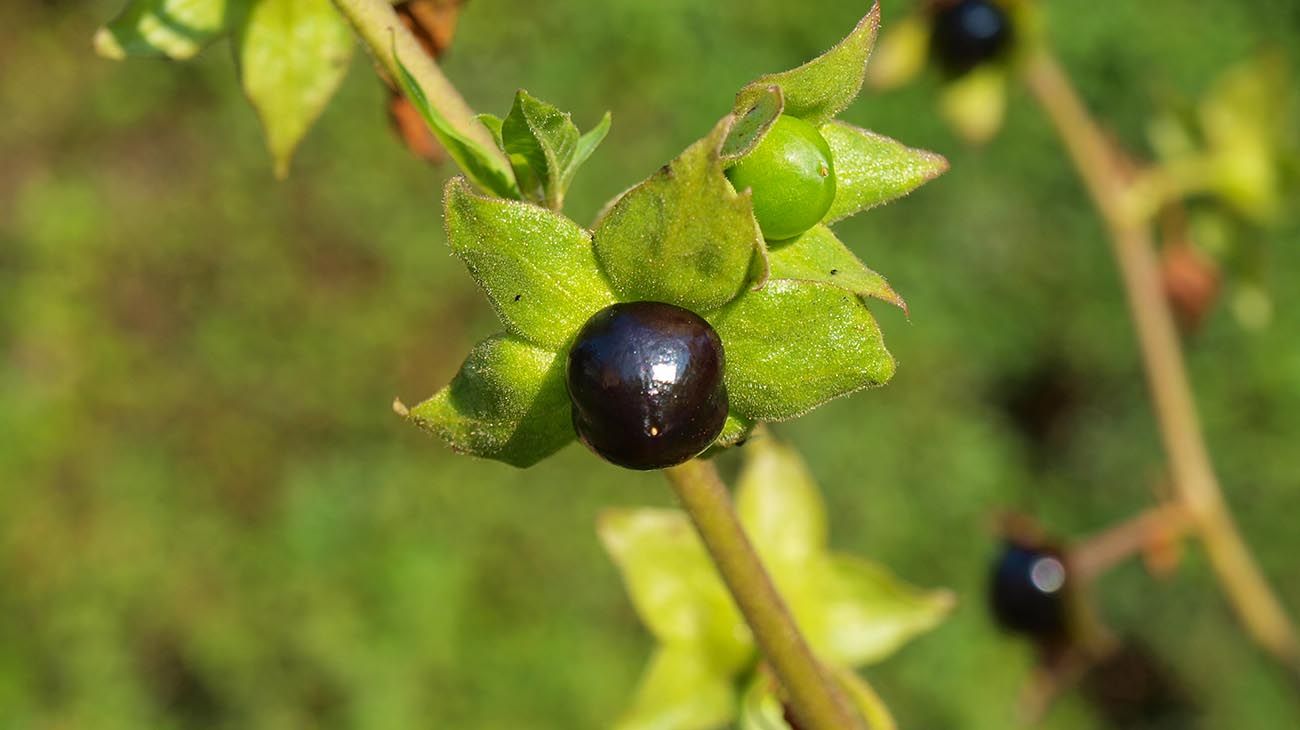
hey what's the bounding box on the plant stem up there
[328,0,504,161]
[1022,50,1300,675]
[664,459,867,730]
[1071,503,1191,583]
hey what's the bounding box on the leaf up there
[737,669,895,730]
[233,0,354,178]
[722,86,784,162]
[502,90,579,206]
[567,111,613,191]
[865,11,930,91]
[767,225,906,312]
[614,647,737,730]
[95,0,236,60]
[838,669,898,730]
[594,116,765,312]
[821,122,948,224]
[1199,55,1290,223]
[736,673,787,730]
[715,413,755,448]
[499,92,612,209]
[598,509,750,665]
[939,65,1007,145]
[403,333,573,468]
[443,177,617,350]
[735,437,828,573]
[392,44,519,198]
[734,3,880,126]
[699,412,756,460]
[814,556,954,667]
[477,113,505,150]
[710,280,895,421]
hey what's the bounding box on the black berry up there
[566,301,728,470]
[931,0,1013,77]
[989,541,1070,640]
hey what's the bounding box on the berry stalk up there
[1021,50,1300,678]
[664,459,868,730]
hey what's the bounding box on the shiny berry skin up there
[989,542,1070,640]
[725,114,837,242]
[566,302,728,470]
[931,0,1013,77]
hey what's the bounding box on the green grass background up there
[2,0,1299,727]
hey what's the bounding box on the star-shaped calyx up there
[399,2,949,469]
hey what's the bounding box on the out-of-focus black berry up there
[566,302,728,470]
[989,541,1070,640]
[1082,640,1200,730]
[931,0,1014,77]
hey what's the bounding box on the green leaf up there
[566,111,613,190]
[864,10,930,92]
[735,438,827,571]
[403,334,573,468]
[710,280,895,421]
[614,647,737,730]
[734,3,880,126]
[821,121,948,224]
[1199,55,1291,223]
[737,673,787,730]
[716,413,756,448]
[699,412,756,460]
[722,86,784,162]
[95,0,236,60]
[738,670,895,730]
[233,0,353,178]
[814,556,954,667]
[768,225,906,312]
[594,116,765,312]
[598,509,750,665]
[502,90,578,206]
[444,177,617,350]
[499,91,612,209]
[477,113,506,150]
[838,668,898,730]
[939,65,1007,144]
[393,45,519,198]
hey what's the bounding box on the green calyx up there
[402,2,951,469]
[727,115,838,242]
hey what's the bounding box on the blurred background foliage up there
[2,0,1300,727]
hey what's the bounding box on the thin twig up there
[1021,50,1300,676]
[664,459,867,730]
[1071,503,1191,584]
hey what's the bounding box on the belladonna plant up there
[396,5,949,470]
[383,5,952,726]
[95,0,954,726]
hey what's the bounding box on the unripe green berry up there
[726,114,837,241]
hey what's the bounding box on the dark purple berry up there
[566,302,728,470]
[1082,640,1198,729]
[931,0,1013,77]
[989,541,1070,640]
